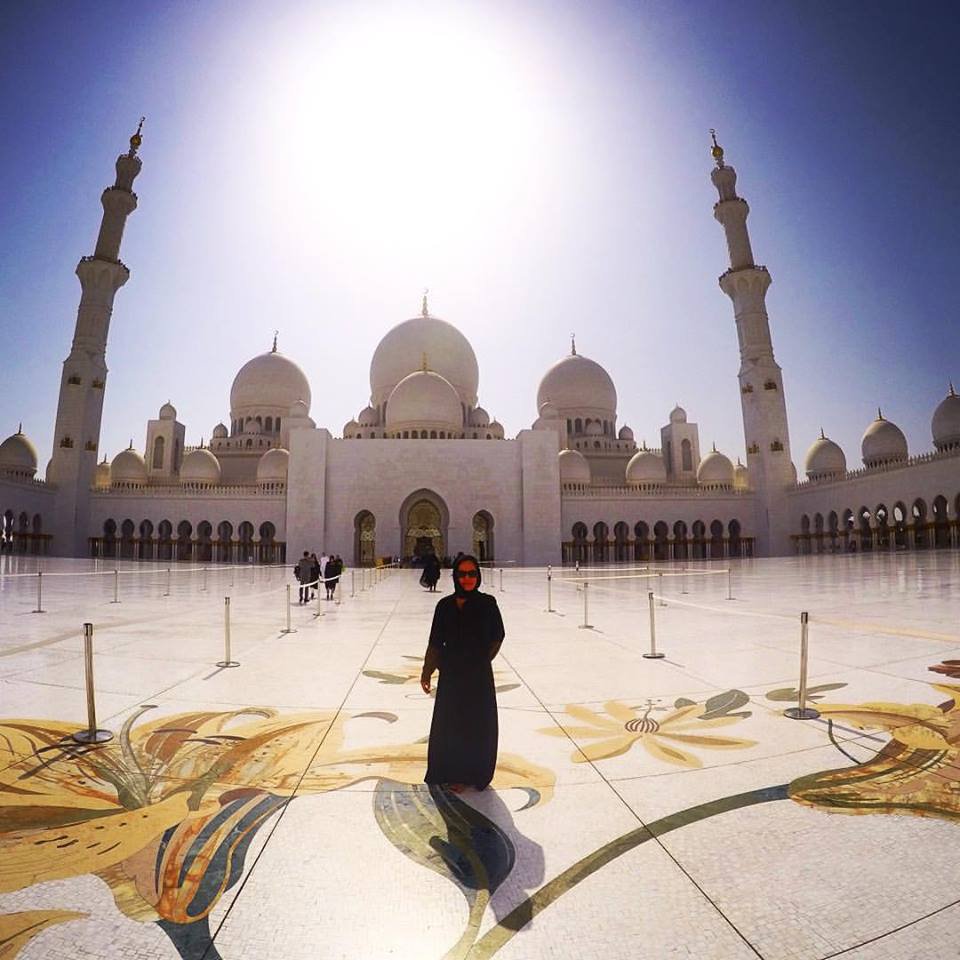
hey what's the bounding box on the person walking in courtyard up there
[309,552,320,600]
[324,554,340,600]
[295,551,312,604]
[420,554,504,792]
[419,551,441,592]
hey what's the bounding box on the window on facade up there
[681,439,692,471]
[152,435,165,469]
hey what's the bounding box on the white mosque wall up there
[285,428,562,565]
[786,450,960,538]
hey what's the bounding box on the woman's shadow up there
[427,784,545,933]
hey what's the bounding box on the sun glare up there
[250,5,558,261]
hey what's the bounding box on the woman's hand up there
[420,672,432,694]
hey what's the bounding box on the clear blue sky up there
[2,0,957,472]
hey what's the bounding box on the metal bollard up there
[546,565,553,612]
[785,612,819,719]
[111,568,120,604]
[578,581,592,629]
[72,623,113,744]
[657,571,666,606]
[217,597,240,667]
[164,567,172,597]
[643,590,665,659]
[33,571,44,614]
[281,583,297,634]
[350,569,355,597]
[726,567,733,600]
[499,567,503,592]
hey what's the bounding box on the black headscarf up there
[452,553,482,597]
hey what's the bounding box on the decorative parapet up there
[561,483,751,499]
[91,482,286,498]
[0,473,54,492]
[791,446,960,491]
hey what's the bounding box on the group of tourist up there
[293,551,343,603]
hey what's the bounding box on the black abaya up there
[424,591,504,789]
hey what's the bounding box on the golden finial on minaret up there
[877,407,884,420]
[421,288,430,318]
[16,422,22,434]
[272,330,278,353]
[128,438,134,450]
[709,128,724,169]
[570,333,577,356]
[819,427,826,439]
[129,117,145,156]
[949,380,956,397]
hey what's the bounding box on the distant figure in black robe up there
[419,552,441,591]
[420,555,504,792]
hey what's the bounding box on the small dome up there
[94,458,111,489]
[861,410,908,467]
[669,405,687,424]
[212,423,228,439]
[558,448,591,483]
[111,447,147,486]
[357,405,378,427]
[289,399,310,419]
[471,406,490,427]
[488,419,504,437]
[370,314,479,408]
[932,384,960,451]
[697,447,734,487]
[618,425,634,441]
[804,432,846,480]
[626,448,666,484]
[180,447,221,485]
[585,420,603,437]
[343,419,359,437]
[159,402,177,421]
[230,349,311,416]
[257,447,289,483]
[734,458,749,491]
[538,401,559,420]
[0,428,38,477]
[385,370,463,435]
[537,352,617,416]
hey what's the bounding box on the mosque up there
[1,125,958,565]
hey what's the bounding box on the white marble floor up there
[1,552,958,960]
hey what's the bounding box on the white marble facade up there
[1,129,958,564]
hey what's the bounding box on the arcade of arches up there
[564,519,754,564]
[794,493,960,554]
[90,519,285,564]
[0,509,48,554]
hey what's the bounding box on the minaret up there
[710,131,794,554]
[47,121,144,556]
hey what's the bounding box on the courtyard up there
[0,552,958,959]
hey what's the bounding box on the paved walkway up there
[1,553,958,959]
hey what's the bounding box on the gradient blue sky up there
[2,0,957,472]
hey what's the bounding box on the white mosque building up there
[1,126,958,565]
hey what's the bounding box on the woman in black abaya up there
[420,554,504,792]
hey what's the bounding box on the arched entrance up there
[472,511,494,562]
[355,510,376,566]
[400,490,449,562]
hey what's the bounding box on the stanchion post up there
[281,583,297,634]
[643,590,665,659]
[785,612,819,720]
[546,565,553,612]
[164,567,172,597]
[578,581,592,629]
[217,597,240,667]
[72,623,113,744]
[727,567,733,600]
[499,567,503,593]
[350,569,355,597]
[202,567,208,592]
[111,568,120,604]
[657,571,666,606]
[33,571,44,614]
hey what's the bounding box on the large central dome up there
[537,351,617,416]
[230,349,312,416]
[370,314,479,408]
